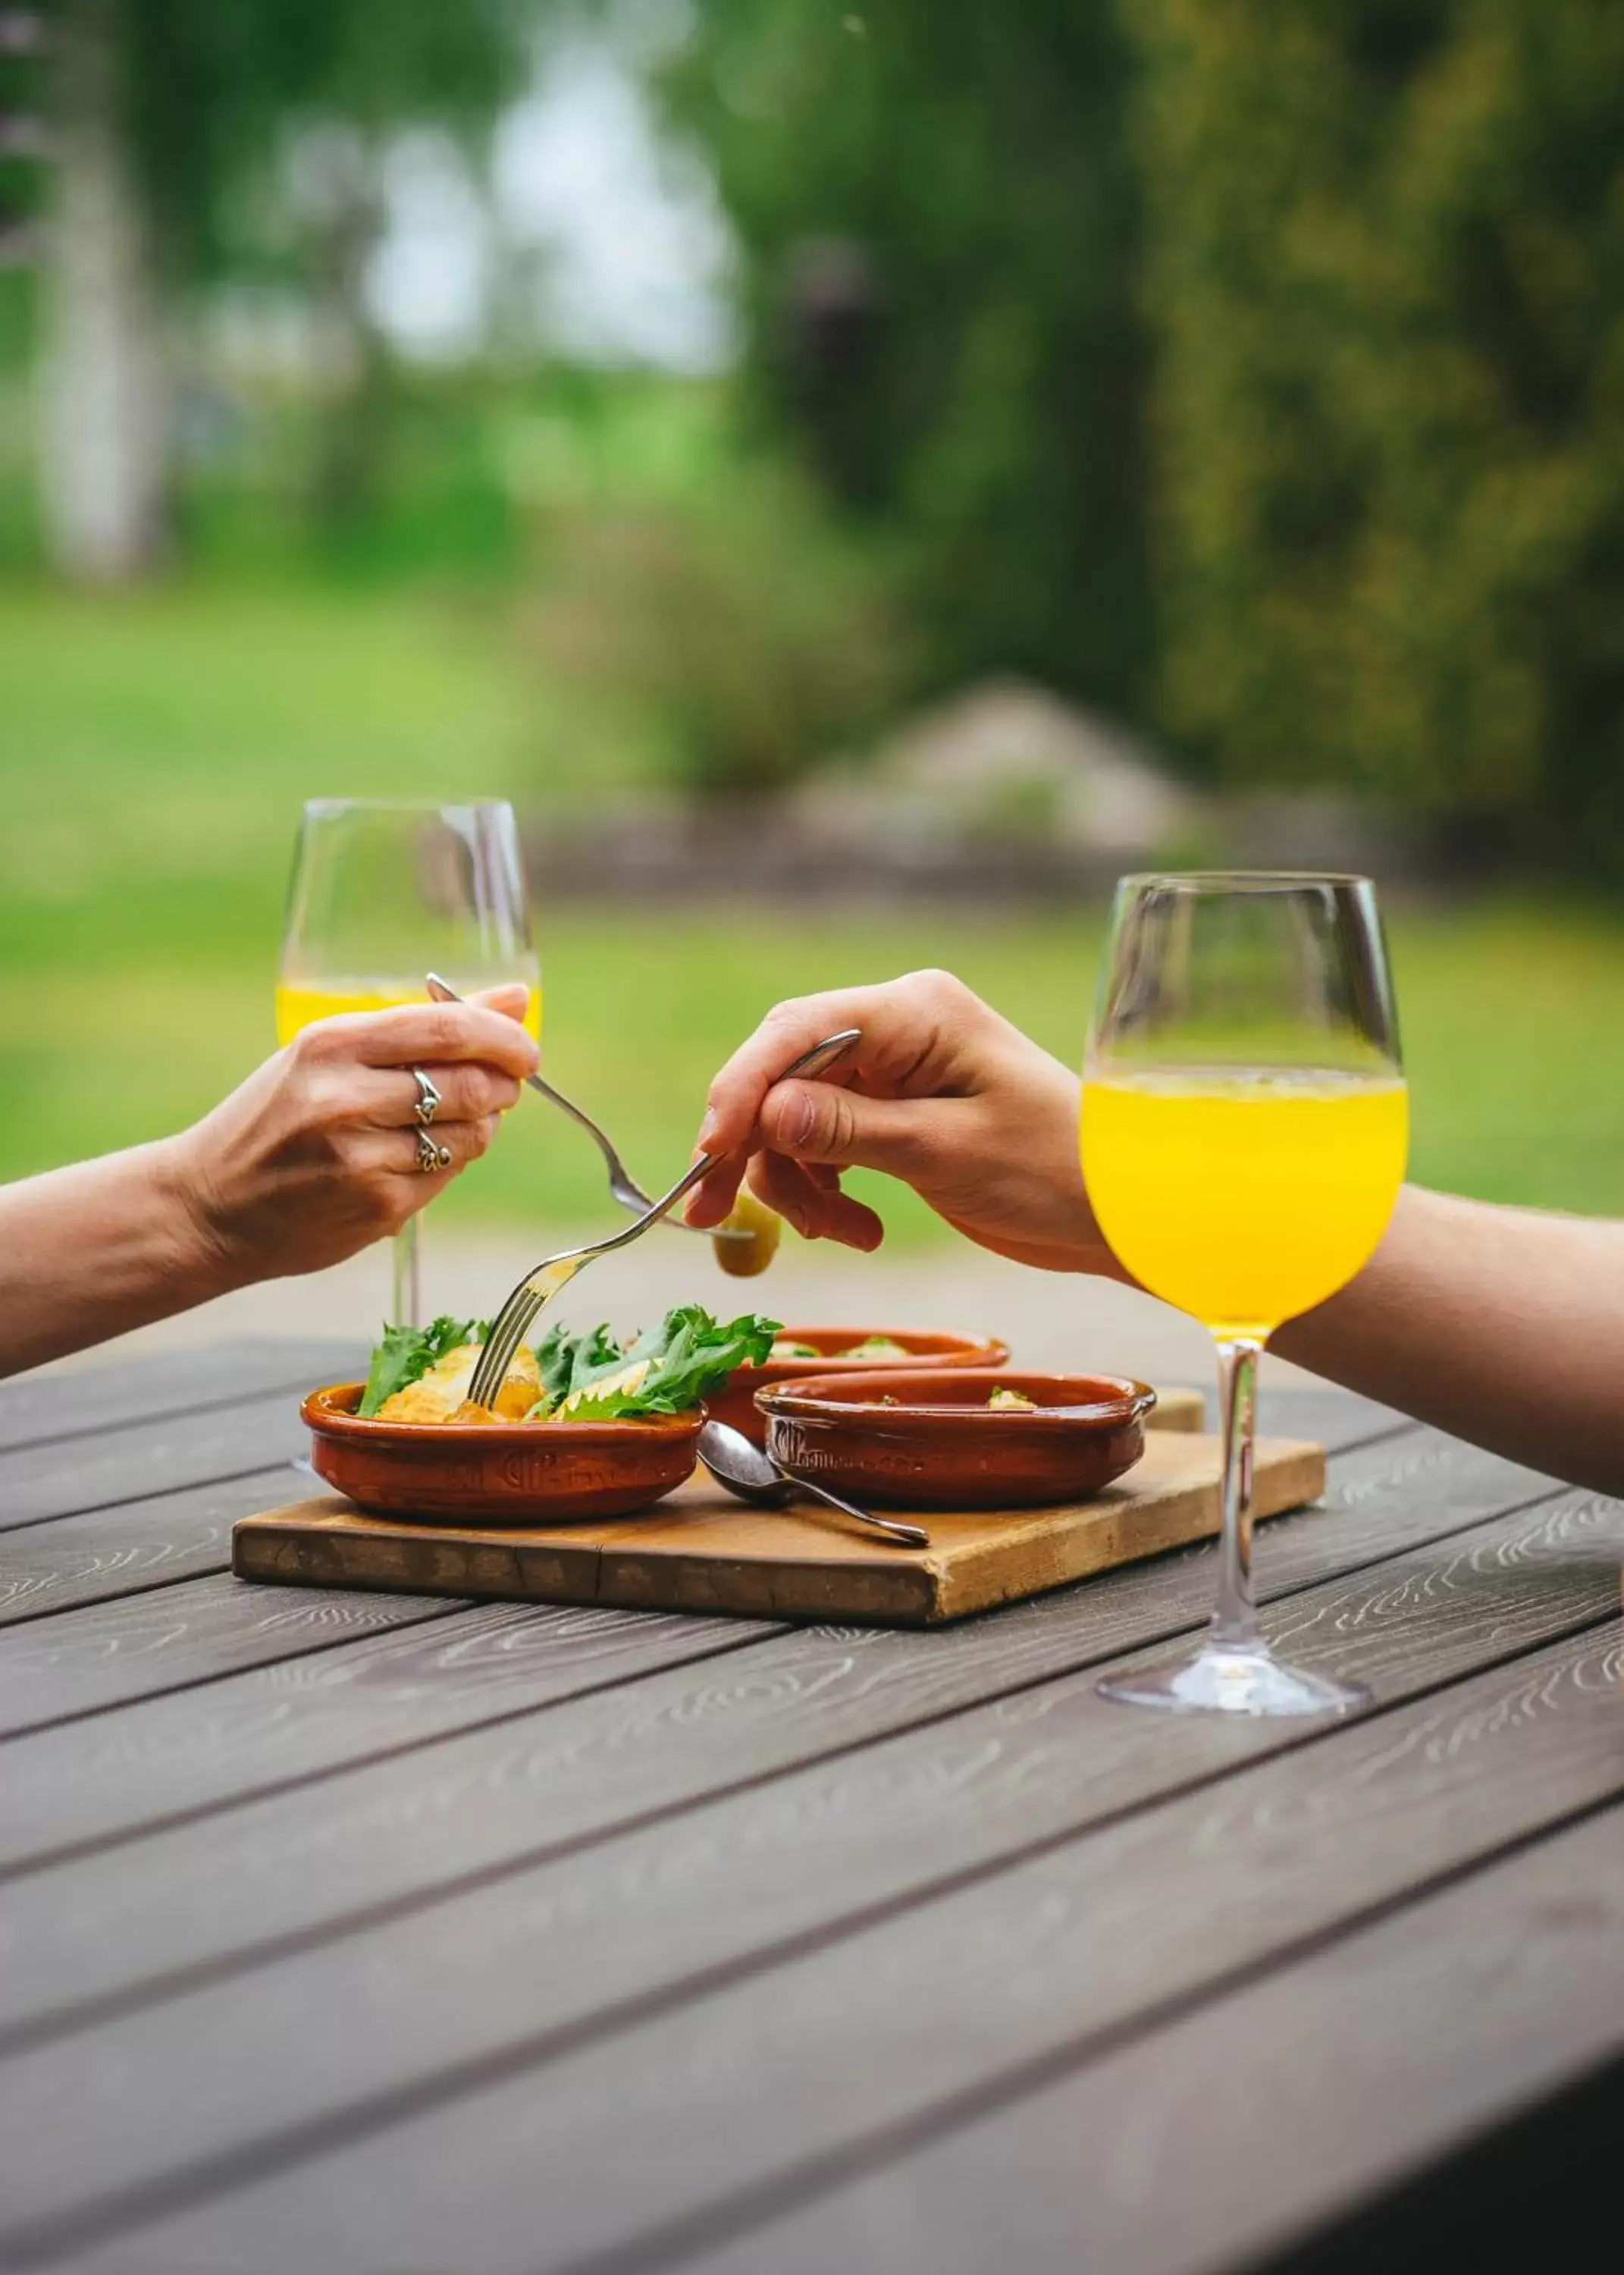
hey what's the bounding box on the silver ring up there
[411,1067,442,1128]
[415,1129,453,1175]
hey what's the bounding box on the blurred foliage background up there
[2,0,1622,1236]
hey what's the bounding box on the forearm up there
[0,1140,240,1376]
[1274,1187,1624,1493]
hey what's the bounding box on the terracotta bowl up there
[300,1384,701,1526]
[708,1326,1010,1446]
[757,1368,1155,1511]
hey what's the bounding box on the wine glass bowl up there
[277,799,540,1323]
[1082,873,1407,1717]
[276,799,540,1043]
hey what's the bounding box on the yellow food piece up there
[714,1188,782,1279]
[375,1341,540,1425]
[986,1386,1038,1410]
[558,1357,651,1416]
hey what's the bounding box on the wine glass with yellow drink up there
[277,799,541,1326]
[1082,874,1407,1716]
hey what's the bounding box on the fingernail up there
[696,1109,721,1150]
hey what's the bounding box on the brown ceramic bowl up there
[301,1384,701,1526]
[707,1326,1011,1446]
[757,1368,1155,1511]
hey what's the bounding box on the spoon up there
[698,1417,930,1551]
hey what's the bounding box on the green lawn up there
[1,581,1620,1242]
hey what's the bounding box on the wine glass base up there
[1098,1643,1368,1719]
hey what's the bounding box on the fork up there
[425,973,748,1242]
[467,1026,862,1410]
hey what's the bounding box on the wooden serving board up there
[233,1426,1321,1629]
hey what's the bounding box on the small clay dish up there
[707,1326,1010,1446]
[300,1384,702,1526]
[757,1368,1155,1511]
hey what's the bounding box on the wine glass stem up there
[1210,1335,1263,1649]
[392,1215,422,1329]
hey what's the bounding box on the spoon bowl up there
[698,1418,929,1551]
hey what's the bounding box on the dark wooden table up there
[0,1337,1620,2275]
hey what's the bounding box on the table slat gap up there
[0,1341,363,1455]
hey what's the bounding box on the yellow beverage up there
[1081,1071,1407,1339]
[275,979,541,1048]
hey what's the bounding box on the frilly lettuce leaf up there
[358,1315,487,1418]
[528,1305,778,1421]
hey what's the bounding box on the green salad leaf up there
[358,1315,487,1418]
[533,1318,621,1407]
[528,1305,779,1421]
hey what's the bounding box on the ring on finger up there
[415,1128,453,1175]
[410,1067,443,1128]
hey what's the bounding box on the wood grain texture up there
[0,1572,469,1740]
[675,1805,1624,2275]
[0,1429,1572,2048]
[234,1432,1326,1628]
[17,1614,1622,2275]
[0,1596,776,1895]
[0,1395,315,1533]
[0,1338,361,1454]
[0,1467,300,1630]
[2,1484,1619,2260]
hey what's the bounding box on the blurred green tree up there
[1130,0,1624,864]
[527,458,908,800]
[44,0,538,580]
[662,0,1154,723]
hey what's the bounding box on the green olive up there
[713,1188,782,1279]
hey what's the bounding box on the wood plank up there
[234,1432,1326,1629]
[1,1483,1617,2260]
[14,1607,1621,2275]
[0,1395,317,1533]
[0,1430,1575,2048]
[0,1573,471,1740]
[0,1592,776,1896]
[0,1468,303,1629]
[0,1338,362,1454]
[672,1806,1624,2275]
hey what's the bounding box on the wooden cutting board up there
[233,1425,1321,1628]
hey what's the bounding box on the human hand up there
[168,985,539,1285]
[685,969,1124,1276]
